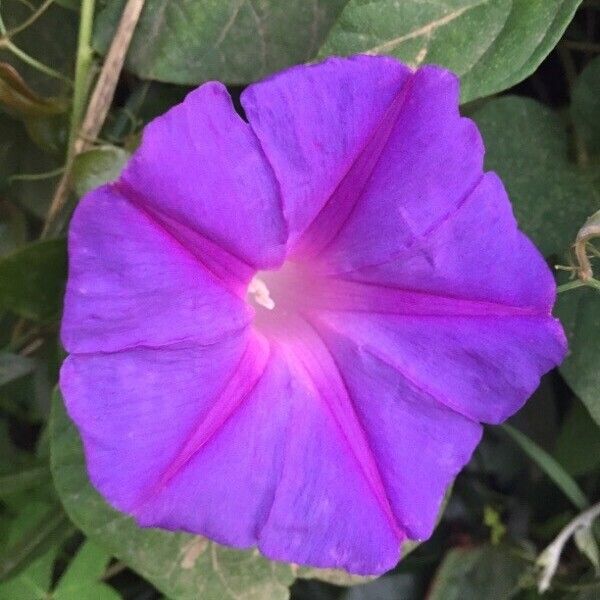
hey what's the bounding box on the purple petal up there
[62,326,403,574]
[307,66,484,269]
[120,81,287,272]
[62,185,251,353]
[241,55,412,246]
[307,317,483,539]
[312,310,564,425]
[61,333,249,511]
[335,173,558,313]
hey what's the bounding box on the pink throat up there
[246,262,317,335]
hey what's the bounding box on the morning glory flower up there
[60,56,566,575]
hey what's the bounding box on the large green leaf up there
[49,392,373,600]
[473,95,597,257]
[556,288,600,427]
[428,544,527,600]
[0,239,67,321]
[93,0,347,85]
[319,0,581,103]
[554,401,600,477]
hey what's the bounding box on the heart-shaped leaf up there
[319,0,581,103]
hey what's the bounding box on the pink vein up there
[290,316,404,541]
[292,72,414,259]
[131,336,270,511]
[117,181,255,294]
[307,278,548,318]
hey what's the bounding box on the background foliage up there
[1,1,599,599]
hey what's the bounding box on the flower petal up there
[241,55,412,246]
[306,316,483,539]
[336,173,559,313]
[257,340,402,574]
[313,309,564,425]
[62,328,403,575]
[119,81,287,271]
[308,66,484,269]
[60,332,252,514]
[62,185,251,353]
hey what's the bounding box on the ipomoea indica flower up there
[60,56,566,575]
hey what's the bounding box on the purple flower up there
[60,56,566,575]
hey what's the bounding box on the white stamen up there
[248,276,275,310]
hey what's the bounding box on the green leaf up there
[319,0,581,103]
[0,63,67,119]
[0,352,35,387]
[502,423,589,510]
[54,540,111,591]
[572,56,600,157]
[53,540,121,600]
[343,573,419,600]
[554,401,600,477]
[563,584,600,600]
[54,0,81,11]
[49,391,296,600]
[0,239,66,321]
[0,503,70,584]
[0,201,27,257]
[556,288,600,427]
[428,544,527,600]
[473,95,598,256]
[573,525,600,572]
[0,466,50,496]
[72,146,129,197]
[93,0,347,85]
[0,502,61,600]
[0,113,63,218]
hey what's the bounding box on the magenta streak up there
[287,317,404,541]
[309,278,547,318]
[131,335,270,511]
[292,76,414,259]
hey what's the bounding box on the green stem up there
[557,278,600,293]
[6,0,54,38]
[557,280,587,293]
[501,424,589,511]
[8,166,64,183]
[67,0,96,158]
[4,39,68,82]
[587,278,600,290]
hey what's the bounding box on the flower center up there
[247,276,275,310]
[246,262,312,334]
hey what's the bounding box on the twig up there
[42,0,145,237]
[8,166,64,183]
[77,0,145,154]
[574,210,600,281]
[0,6,69,82]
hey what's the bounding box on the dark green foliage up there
[0,1,598,599]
